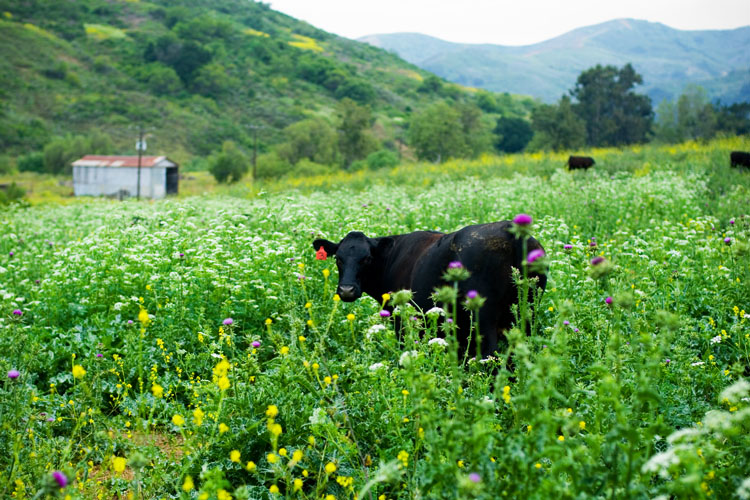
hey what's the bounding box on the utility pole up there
[136,125,144,200]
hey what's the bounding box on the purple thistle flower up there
[179,253,185,258]
[446,318,453,323]
[513,213,533,226]
[563,320,570,326]
[542,344,547,349]
[527,249,545,264]
[574,328,579,333]
[8,369,20,379]
[379,310,391,318]
[605,296,613,305]
[222,318,233,326]
[448,261,463,269]
[729,219,735,225]
[724,237,731,245]
[589,241,597,248]
[564,244,573,250]
[47,417,55,422]
[52,471,68,488]
[469,472,481,483]
[9,251,13,257]
[665,358,671,364]
[12,309,22,316]
[95,353,103,358]
[252,340,261,348]
[591,256,605,266]
[127,320,133,325]
[466,290,478,299]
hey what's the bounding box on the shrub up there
[366,149,399,170]
[17,152,44,173]
[209,140,249,183]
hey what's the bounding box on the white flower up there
[399,350,418,367]
[691,361,705,367]
[113,302,124,311]
[210,352,223,359]
[642,449,679,478]
[428,337,448,348]
[368,324,386,334]
[737,476,750,499]
[710,335,722,344]
[719,379,750,404]
[309,408,329,426]
[369,362,386,371]
[425,307,445,316]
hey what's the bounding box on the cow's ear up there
[313,238,338,256]
[372,237,394,256]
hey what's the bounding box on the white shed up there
[72,155,179,199]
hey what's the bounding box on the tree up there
[209,141,249,183]
[337,98,378,168]
[408,101,466,162]
[529,95,586,151]
[456,102,493,157]
[494,117,533,153]
[277,118,339,166]
[715,101,750,136]
[654,85,718,143]
[571,63,653,146]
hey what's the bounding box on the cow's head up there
[313,232,393,302]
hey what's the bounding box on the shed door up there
[166,167,179,195]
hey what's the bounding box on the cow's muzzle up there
[337,284,361,302]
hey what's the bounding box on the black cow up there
[730,151,750,168]
[313,222,547,359]
[568,156,595,170]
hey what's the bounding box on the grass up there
[0,137,749,499]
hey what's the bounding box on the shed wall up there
[73,167,167,199]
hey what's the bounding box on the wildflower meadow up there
[1,138,749,499]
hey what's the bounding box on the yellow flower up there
[265,318,272,325]
[269,485,280,494]
[217,489,231,500]
[193,407,205,426]
[579,421,586,430]
[457,460,464,468]
[382,293,391,302]
[347,313,355,321]
[325,462,337,474]
[246,461,256,472]
[333,294,340,302]
[325,495,336,500]
[280,346,290,355]
[230,450,241,463]
[322,269,330,278]
[558,435,565,442]
[402,389,409,396]
[269,422,282,436]
[298,336,306,342]
[217,376,230,391]
[502,385,511,404]
[312,363,319,371]
[138,307,150,326]
[266,405,279,418]
[213,359,231,377]
[182,475,194,492]
[112,456,126,474]
[268,452,279,464]
[172,414,185,426]
[219,423,229,434]
[397,450,408,466]
[279,448,288,456]
[307,319,314,327]
[72,365,86,379]
[535,463,542,469]
[293,478,303,491]
[292,449,303,462]
[324,376,332,386]
[305,302,312,309]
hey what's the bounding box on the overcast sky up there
[267,0,750,46]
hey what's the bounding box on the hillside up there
[360,19,750,104]
[0,0,534,163]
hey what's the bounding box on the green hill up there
[0,0,534,164]
[360,19,750,104]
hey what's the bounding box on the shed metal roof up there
[72,155,178,168]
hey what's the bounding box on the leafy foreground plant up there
[1,142,749,499]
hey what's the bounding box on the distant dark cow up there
[730,151,750,168]
[568,156,595,170]
[313,222,547,358]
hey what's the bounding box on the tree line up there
[5,63,749,183]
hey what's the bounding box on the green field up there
[1,137,750,499]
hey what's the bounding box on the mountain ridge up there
[359,19,750,103]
